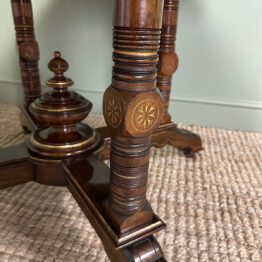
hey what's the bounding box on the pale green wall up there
[0,0,261,132]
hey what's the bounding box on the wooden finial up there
[49,51,68,75]
[46,51,73,89]
[27,51,101,159]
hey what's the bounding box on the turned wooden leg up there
[101,0,166,260]
[11,0,41,106]
[157,0,179,124]
[155,0,203,156]
[95,0,203,160]
[0,49,165,260]
[11,0,41,132]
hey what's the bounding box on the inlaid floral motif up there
[104,95,122,128]
[132,100,159,132]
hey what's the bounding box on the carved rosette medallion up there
[19,41,39,62]
[132,99,159,132]
[103,93,123,129]
[126,92,164,137]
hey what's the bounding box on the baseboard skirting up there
[0,81,261,132]
[73,88,262,111]
[74,90,262,133]
[172,97,262,110]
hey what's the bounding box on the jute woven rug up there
[0,103,261,262]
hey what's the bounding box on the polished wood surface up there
[13,0,202,159]
[27,52,101,159]
[64,155,165,261]
[4,0,205,260]
[156,0,202,155]
[0,144,32,189]
[95,0,203,160]
[1,46,166,261]
[155,0,202,156]
[158,0,179,124]
[96,121,203,160]
[103,0,165,242]
[152,122,203,156]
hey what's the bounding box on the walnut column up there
[158,0,180,124]
[11,0,41,107]
[95,0,202,160]
[103,0,165,234]
[149,0,203,156]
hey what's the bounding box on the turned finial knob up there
[46,51,73,88]
[28,51,100,159]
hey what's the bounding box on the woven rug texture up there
[0,103,261,262]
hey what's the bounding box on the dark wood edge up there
[62,156,165,249]
[0,143,33,189]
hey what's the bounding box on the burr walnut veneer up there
[0,0,202,261]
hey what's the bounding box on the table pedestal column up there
[95,0,203,160]
[101,0,166,260]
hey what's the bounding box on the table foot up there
[152,122,203,157]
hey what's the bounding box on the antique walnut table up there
[0,1,202,261]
